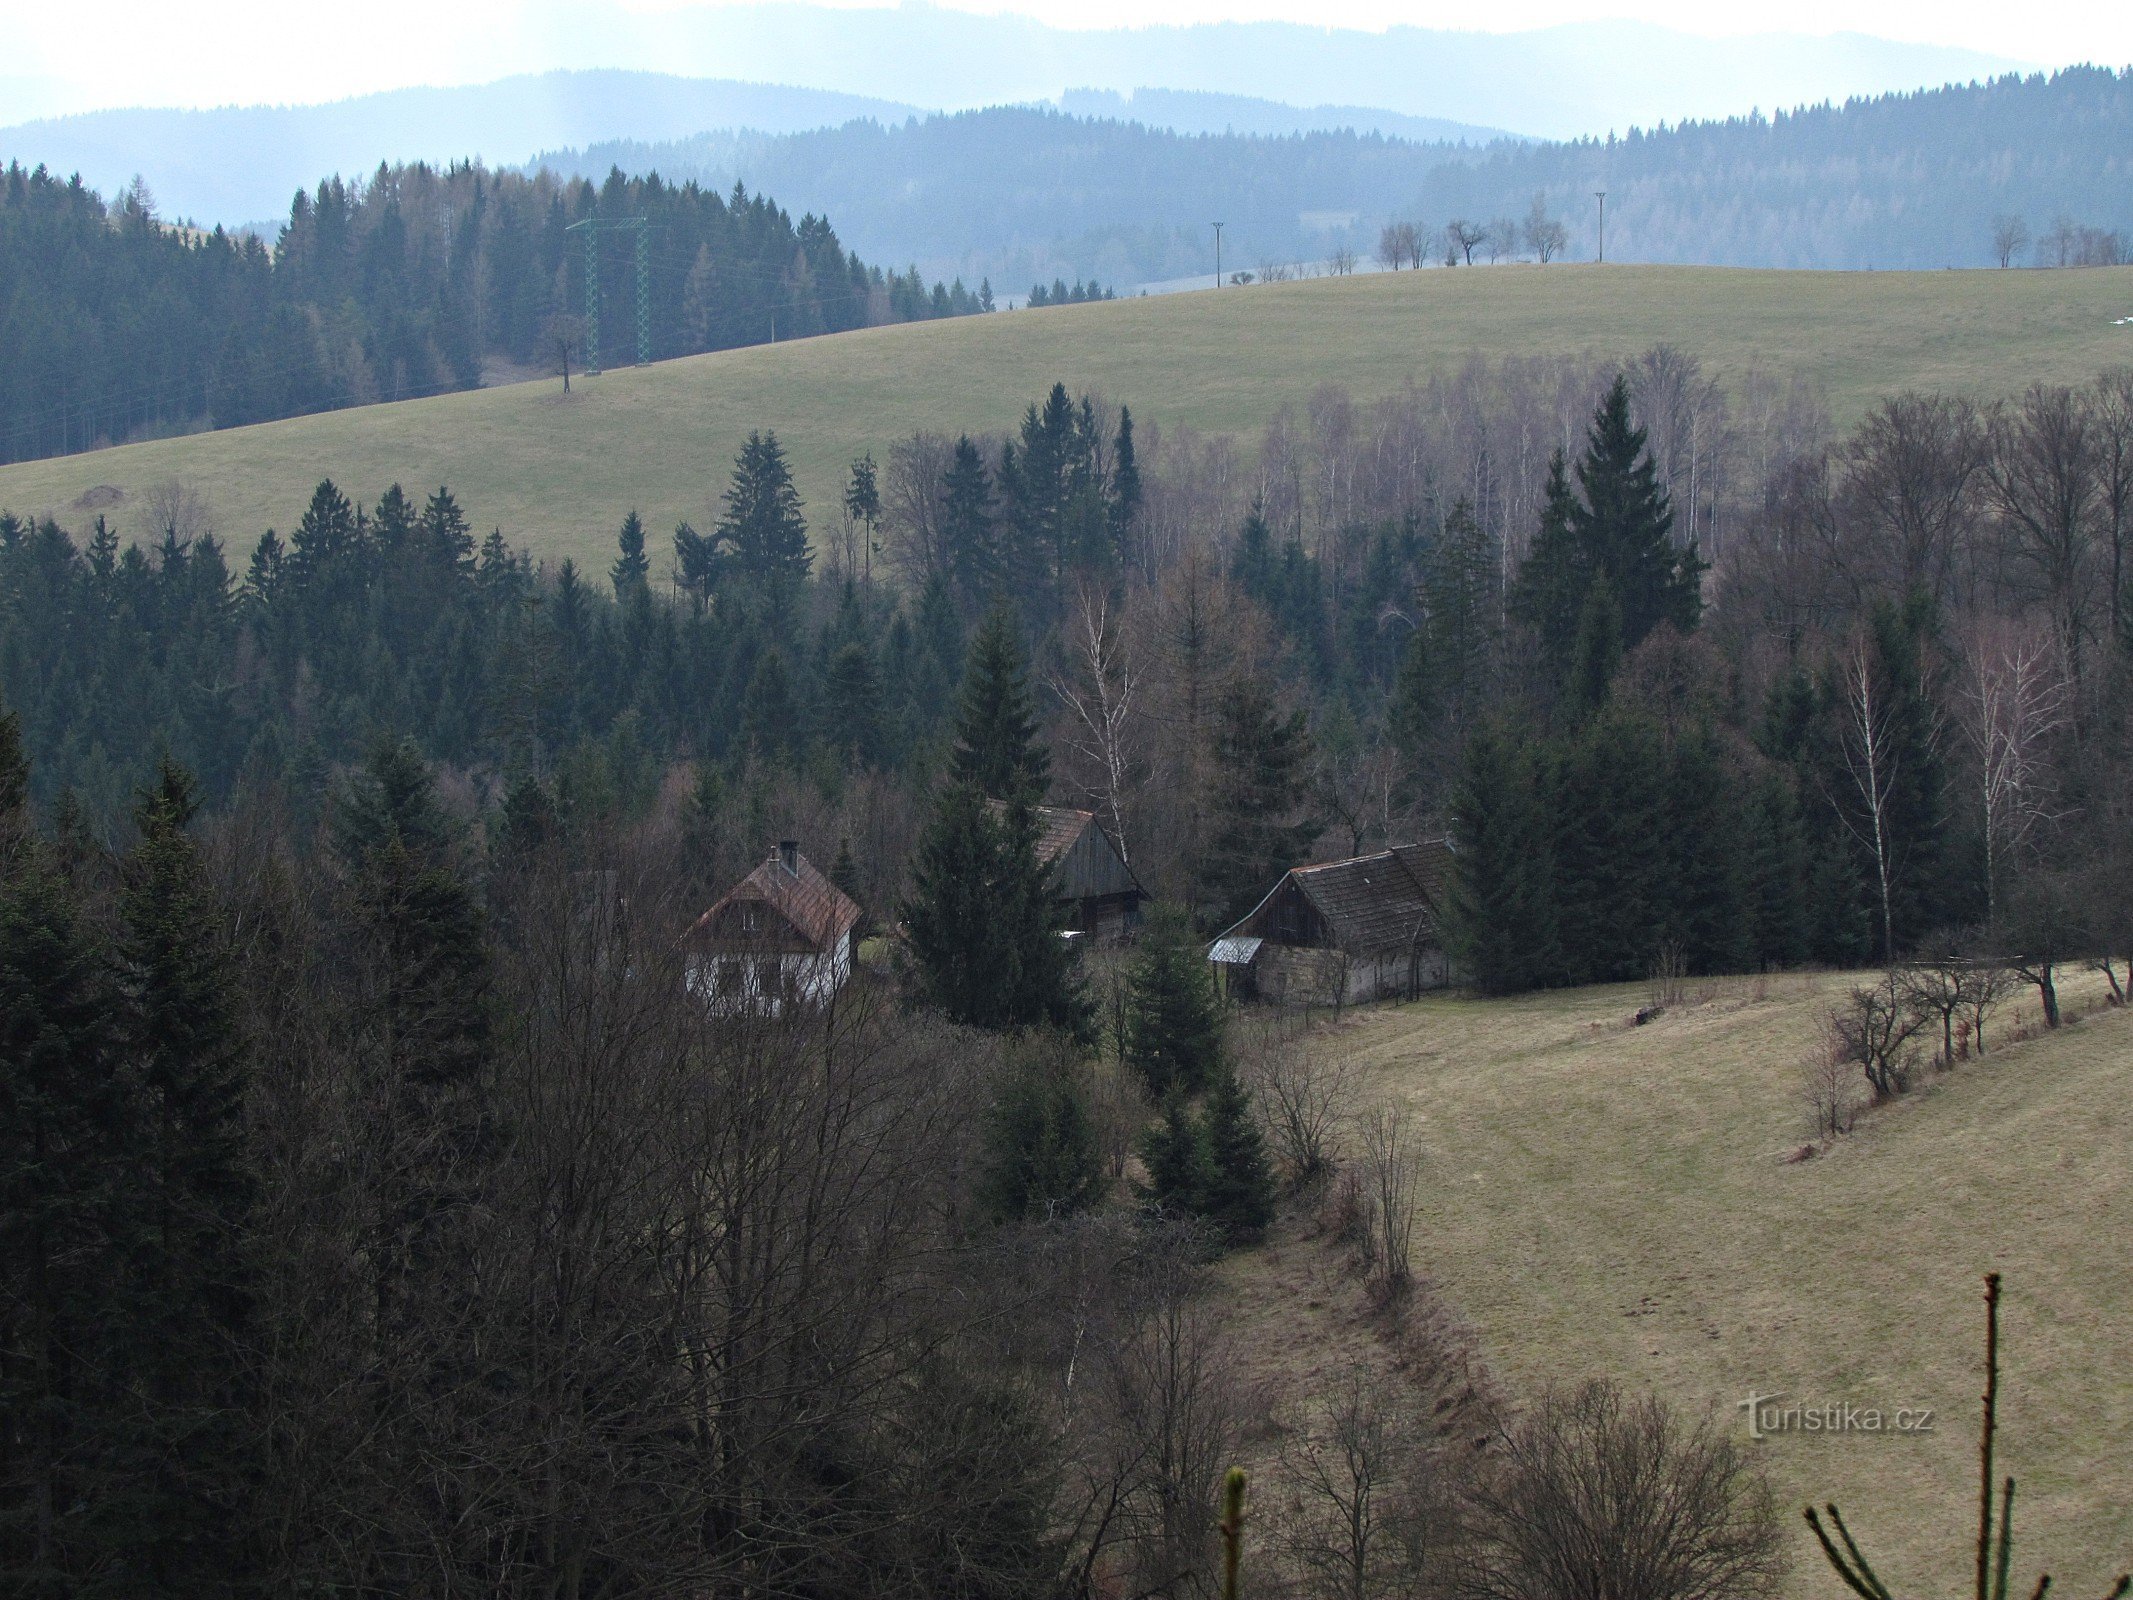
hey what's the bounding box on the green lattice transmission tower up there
[565,216,653,374]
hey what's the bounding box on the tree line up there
[534,67,2133,287]
[0,159,986,466]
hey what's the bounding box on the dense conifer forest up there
[5,347,2132,1594]
[0,161,987,466]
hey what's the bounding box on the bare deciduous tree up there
[1956,617,2070,923]
[1838,393,1984,611]
[1464,1382,1784,1600]
[539,311,584,392]
[1275,1365,1452,1600]
[1358,1105,1423,1303]
[881,429,956,585]
[1522,196,1567,264]
[1825,970,1931,1099]
[1828,629,1907,963]
[1236,1016,1357,1189]
[1986,385,2100,688]
[1051,580,1144,861]
[1445,221,1487,266]
[1991,214,2029,269]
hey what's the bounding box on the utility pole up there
[1213,221,1225,288]
[1594,191,1607,264]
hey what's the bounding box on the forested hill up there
[536,67,2133,286]
[0,162,986,467]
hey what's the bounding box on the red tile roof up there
[688,849,860,954]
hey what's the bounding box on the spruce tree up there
[1447,716,1557,994]
[1123,905,1224,1099]
[941,435,1000,602]
[1745,768,1812,968]
[1137,1092,1216,1219]
[110,760,262,1596]
[330,740,491,1326]
[610,508,651,597]
[1198,676,1316,922]
[820,641,883,768]
[741,649,801,763]
[718,430,811,592]
[950,609,1050,803]
[978,1063,1106,1222]
[1661,727,1752,974]
[1570,375,1704,651]
[1198,1063,1276,1243]
[1510,450,1588,691]
[902,781,1091,1038]
[1565,576,1623,718]
[1109,406,1142,556]
[0,717,122,1591]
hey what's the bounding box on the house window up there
[713,958,745,997]
[740,904,762,935]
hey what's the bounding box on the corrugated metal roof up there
[688,849,860,953]
[1208,935,1263,964]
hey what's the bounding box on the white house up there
[684,842,862,1014]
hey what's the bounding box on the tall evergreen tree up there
[718,430,811,593]
[1198,1064,1276,1243]
[1570,375,1705,650]
[329,739,491,1327]
[109,760,262,1597]
[610,509,651,598]
[0,715,123,1590]
[977,1062,1107,1223]
[1509,449,1588,692]
[1198,677,1316,922]
[949,610,1050,804]
[1447,716,1558,994]
[1123,905,1224,1100]
[1136,1092,1217,1220]
[941,435,1001,603]
[901,780,1091,1038]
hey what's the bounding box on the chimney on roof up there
[778,839,799,875]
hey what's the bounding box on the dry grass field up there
[4,263,2132,571]
[1220,968,2132,1599]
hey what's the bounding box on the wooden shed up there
[1209,841,1454,1006]
[991,801,1147,942]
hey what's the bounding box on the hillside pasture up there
[4,263,2132,572]
[1258,968,2133,1598]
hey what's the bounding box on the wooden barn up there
[992,802,1146,941]
[683,841,862,1014]
[1208,841,1454,1007]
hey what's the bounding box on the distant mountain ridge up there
[1052,88,1523,146]
[0,5,2023,225]
[529,69,2133,286]
[0,74,925,227]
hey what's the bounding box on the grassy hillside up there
[1292,970,2132,1598]
[6,264,2133,572]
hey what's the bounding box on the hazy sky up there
[3,0,2117,119]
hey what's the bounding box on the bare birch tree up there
[1830,629,1905,964]
[1050,579,1143,862]
[1956,618,2070,923]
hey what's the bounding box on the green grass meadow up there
[5,264,2132,570]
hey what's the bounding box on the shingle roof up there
[984,800,1094,866]
[689,849,860,953]
[1224,838,1454,956]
